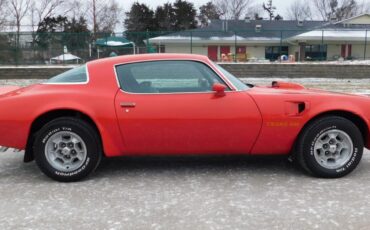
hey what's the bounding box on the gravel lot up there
[1,78,370,230]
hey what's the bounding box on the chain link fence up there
[0,29,369,65]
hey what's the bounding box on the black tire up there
[296,116,364,178]
[33,117,102,182]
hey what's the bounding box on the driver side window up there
[115,60,227,93]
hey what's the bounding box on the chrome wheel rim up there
[313,129,353,169]
[44,131,87,172]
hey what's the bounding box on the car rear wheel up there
[296,116,364,178]
[33,117,102,182]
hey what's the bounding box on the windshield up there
[213,63,250,90]
[46,65,88,84]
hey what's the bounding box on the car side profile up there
[0,53,369,182]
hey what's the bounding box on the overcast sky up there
[122,0,295,18]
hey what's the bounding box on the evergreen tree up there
[63,17,90,52]
[198,2,221,27]
[124,3,156,44]
[173,0,197,30]
[36,16,68,49]
[155,3,176,31]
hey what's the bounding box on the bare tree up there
[67,0,120,33]
[313,0,358,21]
[90,0,120,34]
[94,0,120,33]
[0,0,8,30]
[8,0,31,46]
[356,0,370,14]
[30,0,67,32]
[263,0,276,20]
[286,0,313,20]
[67,0,88,20]
[213,0,255,20]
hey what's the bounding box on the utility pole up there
[93,0,97,35]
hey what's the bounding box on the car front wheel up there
[296,116,364,178]
[33,117,102,182]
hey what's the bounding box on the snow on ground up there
[1,149,370,229]
[0,79,45,86]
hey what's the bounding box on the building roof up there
[149,14,370,44]
[149,20,324,44]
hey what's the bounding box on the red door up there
[114,60,262,155]
[208,46,218,61]
[341,44,352,58]
[220,46,230,56]
[115,91,262,155]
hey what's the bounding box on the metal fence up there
[0,29,369,65]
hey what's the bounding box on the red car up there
[0,54,369,182]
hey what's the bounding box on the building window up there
[157,45,165,53]
[265,46,288,61]
[305,45,327,61]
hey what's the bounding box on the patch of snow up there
[106,41,132,46]
[51,54,81,61]
[291,30,367,41]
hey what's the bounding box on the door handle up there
[120,102,136,108]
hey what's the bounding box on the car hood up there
[255,81,368,98]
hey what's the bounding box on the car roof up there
[88,53,211,66]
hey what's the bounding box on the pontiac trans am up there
[0,54,369,182]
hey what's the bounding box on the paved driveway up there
[0,149,370,230]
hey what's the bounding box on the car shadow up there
[3,152,370,182]
[92,155,302,179]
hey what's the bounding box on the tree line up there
[1,0,369,35]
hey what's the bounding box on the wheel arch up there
[24,109,103,162]
[298,110,369,148]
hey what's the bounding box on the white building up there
[148,14,370,62]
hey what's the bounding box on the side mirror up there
[212,83,226,96]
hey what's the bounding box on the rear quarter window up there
[46,65,88,83]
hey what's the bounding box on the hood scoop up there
[271,81,305,90]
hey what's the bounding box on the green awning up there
[95,37,134,47]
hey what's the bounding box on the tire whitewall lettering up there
[34,117,102,182]
[297,116,364,178]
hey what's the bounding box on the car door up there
[114,60,262,155]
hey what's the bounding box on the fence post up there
[190,31,193,54]
[321,30,325,61]
[280,30,283,60]
[364,30,368,60]
[234,31,237,62]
